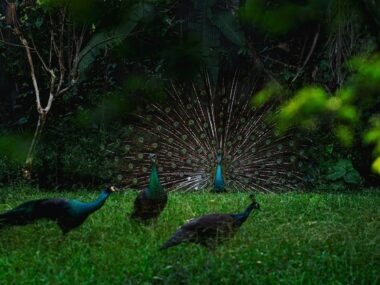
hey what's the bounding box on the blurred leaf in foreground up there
[276,86,328,132]
[0,135,30,163]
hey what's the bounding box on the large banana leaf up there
[77,2,154,77]
[212,11,245,47]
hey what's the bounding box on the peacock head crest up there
[105,185,118,194]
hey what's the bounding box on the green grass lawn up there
[0,187,379,285]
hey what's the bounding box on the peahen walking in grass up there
[131,154,168,221]
[118,73,307,193]
[0,186,117,234]
[160,195,260,249]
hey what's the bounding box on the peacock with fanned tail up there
[0,186,116,234]
[130,154,168,221]
[118,73,307,192]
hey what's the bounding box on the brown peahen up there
[0,186,117,234]
[118,73,306,193]
[130,154,168,221]
[160,195,260,249]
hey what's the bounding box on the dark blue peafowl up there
[160,195,260,249]
[131,154,168,221]
[0,186,117,234]
[118,73,307,192]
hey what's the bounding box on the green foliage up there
[334,124,354,147]
[0,135,30,163]
[1,0,379,187]
[322,159,362,190]
[364,117,380,174]
[73,96,129,127]
[351,55,380,84]
[0,158,23,186]
[240,0,328,35]
[78,1,156,77]
[121,75,166,103]
[176,0,246,81]
[0,189,379,284]
[212,11,245,47]
[33,127,122,188]
[271,53,380,176]
[251,83,283,108]
[276,87,328,132]
[372,157,380,175]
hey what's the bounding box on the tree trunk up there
[23,113,47,178]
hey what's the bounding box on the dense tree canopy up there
[0,0,379,189]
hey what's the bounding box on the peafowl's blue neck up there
[232,203,256,225]
[213,160,225,192]
[73,190,111,216]
[146,163,164,198]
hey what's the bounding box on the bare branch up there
[291,26,320,84]
[13,27,43,114]
[49,30,53,69]
[5,3,91,169]
[45,69,57,113]
[30,37,52,76]
[0,38,32,48]
[58,80,76,95]
[55,9,67,95]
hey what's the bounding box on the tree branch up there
[291,26,320,84]
[13,27,43,114]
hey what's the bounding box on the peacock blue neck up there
[74,190,111,216]
[232,202,256,224]
[146,163,164,198]
[213,159,225,192]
